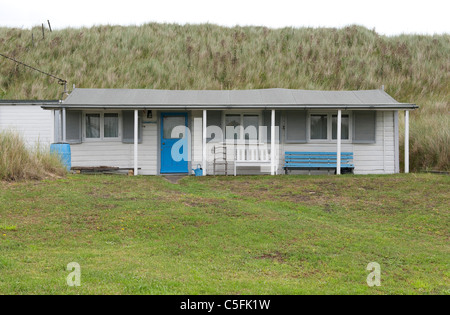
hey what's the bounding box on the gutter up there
[41,103,419,110]
[1,101,59,106]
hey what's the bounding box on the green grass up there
[0,24,448,171]
[0,174,448,294]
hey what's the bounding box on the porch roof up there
[42,88,417,110]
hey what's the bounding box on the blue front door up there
[160,113,189,174]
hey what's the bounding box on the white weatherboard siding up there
[281,111,395,175]
[0,105,54,146]
[70,122,158,175]
[353,111,395,174]
[62,109,396,175]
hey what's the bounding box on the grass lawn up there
[0,174,448,295]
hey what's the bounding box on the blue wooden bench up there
[284,152,354,175]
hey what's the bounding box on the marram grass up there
[0,130,66,181]
[0,24,448,171]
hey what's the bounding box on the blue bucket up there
[50,143,71,171]
[192,164,203,176]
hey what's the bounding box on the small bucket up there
[192,164,203,176]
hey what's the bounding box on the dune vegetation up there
[0,24,448,171]
[0,130,66,181]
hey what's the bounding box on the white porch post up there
[404,110,409,174]
[202,109,207,176]
[134,109,138,176]
[336,110,342,175]
[62,107,66,142]
[271,109,275,175]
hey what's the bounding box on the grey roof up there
[42,88,417,110]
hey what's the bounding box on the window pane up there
[310,115,327,140]
[225,115,240,140]
[104,113,119,138]
[243,115,259,140]
[332,115,349,140]
[163,116,185,139]
[86,114,100,138]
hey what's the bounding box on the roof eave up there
[41,103,418,110]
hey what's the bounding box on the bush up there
[0,130,67,181]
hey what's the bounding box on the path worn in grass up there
[0,174,448,294]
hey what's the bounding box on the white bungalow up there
[1,88,417,175]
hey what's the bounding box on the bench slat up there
[285,151,353,155]
[285,156,353,159]
[284,151,355,173]
[284,163,354,168]
[285,159,353,163]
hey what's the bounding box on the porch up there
[42,88,417,176]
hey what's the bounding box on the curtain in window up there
[243,115,259,141]
[86,114,100,138]
[225,115,241,140]
[310,115,327,140]
[332,115,349,140]
[104,113,119,138]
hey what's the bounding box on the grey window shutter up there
[207,111,222,143]
[54,110,61,142]
[65,110,82,144]
[263,110,281,143]
[122,110,142,143]
[353,111,376,143]
[285,110,307,143]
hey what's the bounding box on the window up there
[163,115,185,139]
[243,115,259,140]
[84,112,120,140]
[332,115,349,140]
[104,113,119,138]
[263,110,282,143]
[86,114,100,139]
[224,113,261,141]
[310,114,327,140]
[225,114,241,140]
[207,111,222,143]
[308,112,352,142]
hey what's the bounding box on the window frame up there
[331,113,350,141]
[309,113,329,141]
[222,111,263,143]
[307,111,352,143]
[82,111,122,142]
